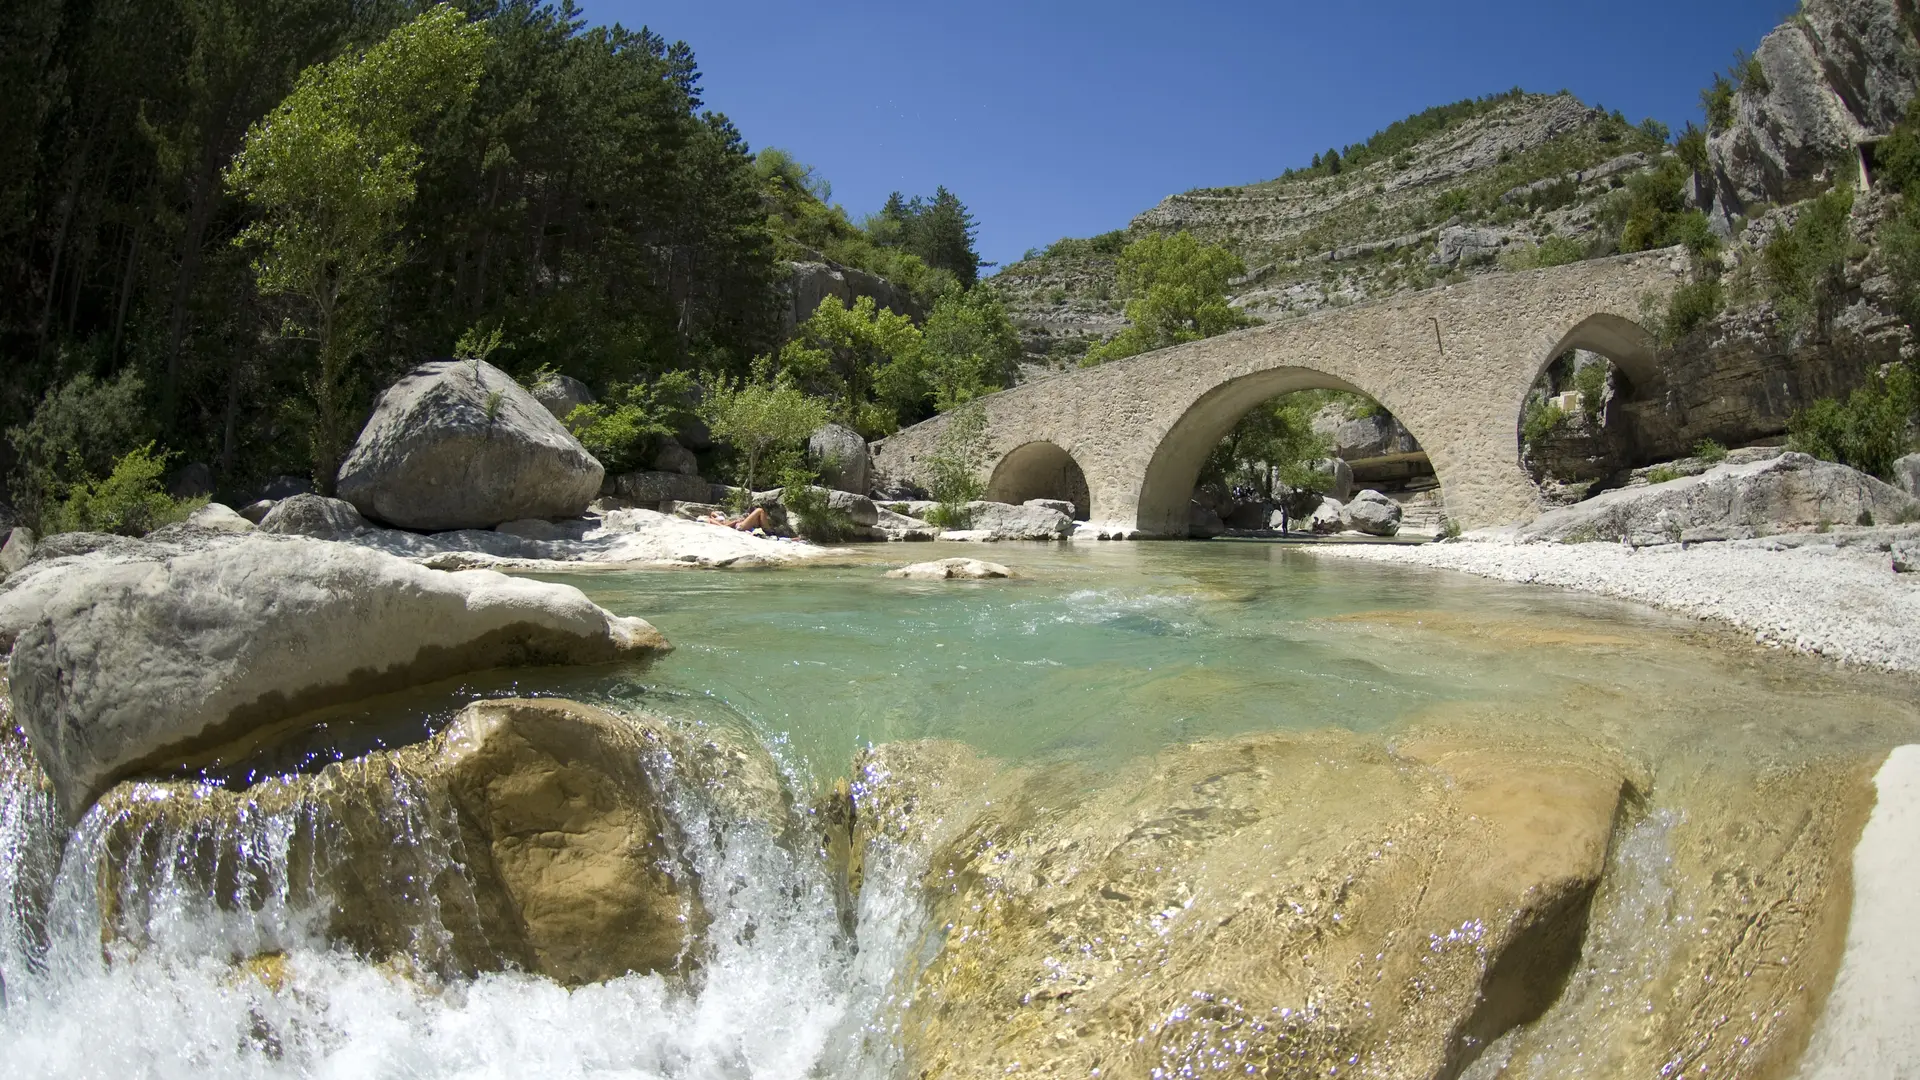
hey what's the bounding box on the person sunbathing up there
[703,506,771,532]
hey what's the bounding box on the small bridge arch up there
[874,252,1681,535]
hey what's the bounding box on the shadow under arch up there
[1134,366,1438,537]
[986,441,1092,520]
[1536,313,1663,399]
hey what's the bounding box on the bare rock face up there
[184,503,255,534]
[1893,453,1920,497]
[1706,0,1920,215]
[87,698,733,984]
[0,533,668,818]
[782,261,922,334]
[608,470,711,507]
[839,731,1627,1079]
[529,372,595,422]
[1520,452,1920,544]
[336,359,604,531]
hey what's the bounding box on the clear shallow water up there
[3,541,1918,1078]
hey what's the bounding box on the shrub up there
[701,367,830,493]
[566,371,697,475]
[1692,439,1729,463]
[1573,361,1608,418]
[1530,234,1587,268]
[1702,74,1736,131]
[1786,364,1917,478]
[1763,185,1856,330]
[1522,401,1567,450]
[921,403,989,525]
[44,443,205,536]
[777,468,856,543]
[6,368,152,527]
[1661,278,1725,344]
[1645,465,1682,484]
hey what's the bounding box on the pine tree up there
[914,186,980,287]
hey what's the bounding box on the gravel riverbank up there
[1311,535,1920,673]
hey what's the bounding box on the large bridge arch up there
[986,441,1093,519]
[872,252,1682,535]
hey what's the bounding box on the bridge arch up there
[986,441,1092,519]
[1134,368,1425,537]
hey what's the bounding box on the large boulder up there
[1894,452,1920,497]
[960,500,1072,541]
[529,372,595,422]
[840,731,1627,1078]
[336,359,605,531]
[165,462,214,500]
[1344,488,1404,536]
[84,697,785,984]
[1224,499,1274,530]
[0,533,668,818]
[650,437,699,477]
[1189,502,1225,539]
[256,475,313,501]
[1520,452,1920,544]
[1331,413,1422,460]
[1306,497,1346,534]
[256,493,369,540]
[1,527,34,576]
[807,423,871,495]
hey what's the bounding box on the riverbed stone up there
[609,470,712,507]
[1023,498,1076,517]
[256,493,368,540]
[1344,488,1404,536]
[956,500,1072,540]
[0,533,669,818]
[885,558,1013,581]
[841,730,1627,1079]
[336,359,605,531]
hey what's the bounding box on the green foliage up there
[6,369,153,528]
[1675,122,1709,173]
[1875,97,1920,195]
[44,443,205,536]
[1522,401,1567,451]
[1524,235,1587,269]
[920,287,1022,411]
[759,152,957,303]
[1611,159,1716,256]
[1787,364,1917,478]
[566,371,698,475]
[1763,184,1856,330]
[225,5,488,490]
[1702,74,1736,131]
[921,403,990,524]
[1041,230,1131,259]
[1645,465,1682,485]
[700,366,830,494]
[870,186,983,287]
[1297,88,1526,176]
[1201,395,1333,501]
[1439,517,1463,541]
[777,296,925,437]
[1693,439,1729,463]
[776,465,855,543]
[1573,361,1608,418]
[1661,278,1726,345]
[1082,232,1255,366]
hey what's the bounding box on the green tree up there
[700,365,830,494]
[920,286,1022,411]
[1202,396,1331,502]
[1787,364,1917,479]
[44,443,206,536]
[224,5,487,490]
[1763,184,1855,331]
[776,296,924,436]
[913,186,982,286]
[563,370,698,475]
[1083,231,1255,365]
[920,402,990,526]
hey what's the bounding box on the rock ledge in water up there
[885,558,1013,580]
[0,533,667,818]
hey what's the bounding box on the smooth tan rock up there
[0,534,668,818]
[885,558,1013,581]
[88,698,723,984]
[841,731,1628,1080]
[184,503,255,534]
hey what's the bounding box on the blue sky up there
[583,2,1793,271]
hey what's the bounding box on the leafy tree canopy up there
[1083,232,1255,366]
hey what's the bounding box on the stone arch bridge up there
[873,252,1683,535]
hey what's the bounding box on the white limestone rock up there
[1893,453,1920,498]
[0,532,668,819]
[807,423,872,495]
[885,558,1014,581]
[1344,490,1404,537]
[959,501,1072,541]
[257,493,371,540]
[185,503,255,534]
[608,470,712,507]
[1307,498,1346,534]
[1,527,35,576]
[336,359,604,531]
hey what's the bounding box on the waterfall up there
[0,720,926,1079]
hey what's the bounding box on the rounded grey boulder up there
[808,423,871,494]
[1344,490,1403,537]
[531,373,595,421]
[257,493,370,540]
[336,359,605,530]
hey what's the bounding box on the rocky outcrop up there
[529,372,595,421]
[839,731,1627,1079]
[953,500,1073,541]
[336,359,605,531]
[885,558,1013,580]
[1431,224,1511,267]
[1,527,34,576]
[1520,451,1920,544]
[1895,452,1920,496]
[1705,0,1920,217]
[0,533,668,817]
[806,423,871,495]
[606,470,711,507]
[782,261,922,333]
[256,493,369,540]
[650,438,699,477]
[184,503,255,534]
[1344,489,1404,536]
[85,698,782,984]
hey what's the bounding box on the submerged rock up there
[885,558,1013,581]
[85,698,766,985]
[336,359,604,531]
[840,731,1628,1079]
[0,533,668,818]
